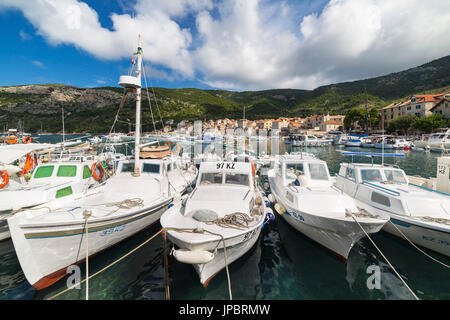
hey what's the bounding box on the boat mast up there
[134,34,143,177]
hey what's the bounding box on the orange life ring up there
[0,170,9,189]
[6,136,18,144]
[23,136,32,144]
[90,162,104,181]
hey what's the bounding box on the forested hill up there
[1,54,449,133]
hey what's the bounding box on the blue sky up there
[0,0,449,91]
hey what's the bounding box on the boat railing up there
[408,183,450,197]
[361,181,400,196]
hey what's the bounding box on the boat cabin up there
[273,154,332,188]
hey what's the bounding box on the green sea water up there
[0,136,449,300]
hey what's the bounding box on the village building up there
[430,95,450,118]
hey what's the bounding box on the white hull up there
[167,222,262,286]
[374,144,394,149]
[0,214,9,241]
[270,188,386,259]
[361,143,374,148]
[8,197,172,289]
[345,142,362,147]
[355,201,450,257]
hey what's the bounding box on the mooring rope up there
[350,213,420,300]
[46,228,164,300]
[388,220,450,268]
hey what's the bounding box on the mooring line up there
[388,220,450,269]
[350,214,419,300]
[46,228,164,300]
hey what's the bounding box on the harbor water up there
[0,135,449,300]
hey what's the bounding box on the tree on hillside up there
[367,107,380,130]
[344,107,379,130]
[386,114,417,134]
[344,107,365,130]
[411,114,448,133]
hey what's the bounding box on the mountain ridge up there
[1,54,449,133]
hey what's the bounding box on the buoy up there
[172,249,215,264]
[274,203,286,215]
[266,209,275,222]
[267,194,275,203]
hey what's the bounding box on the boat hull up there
[167,225,262,286]
[382,216,450,257]
[7,199,171,289]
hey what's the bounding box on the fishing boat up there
[345,136,363,147]
[361,137,375,148]
[375,137,409,150]
[335,152,450,257]
[88,136,102,144]
[7,35,198,290]
[413,129,450,152]
[267,154,389,260]
[287,134,332,147]
[160,161,272,286]
[333,134,349,146]
[0,160,105,241]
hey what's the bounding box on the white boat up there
[361,138,375,148]
[7,35,198,290]
[288,134,332,147]
[268,154,389,260]
[333,134,349,145]
[88,136,102,144]
[0,160,105,241]
[335,161,450,257]
[345,136,363,147]
[375,137,410,150]
[413,129,450,152]
[160,161,272,286]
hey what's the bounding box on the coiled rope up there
[205,212,254,230]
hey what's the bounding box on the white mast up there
[134,34,143,177]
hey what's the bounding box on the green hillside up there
[1,54,450,133]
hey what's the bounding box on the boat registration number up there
[101,225,126,236]
[243,229,258,242]
[216,162,236,169]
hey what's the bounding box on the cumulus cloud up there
[0,0,205,77]
[194,0,450,89]
[1,0,450,90]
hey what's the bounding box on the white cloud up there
[2,0,450,90]
[32,60,45,68]
[0,0,203,77]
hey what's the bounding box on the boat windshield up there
[360,169,382,182]
[200,172,223,185]
[142,163,160,174]
[57,165,77,177]
[121,162,135,173]
[225,173,250,186]
[384,169,407,184]
[286,163,304,179]
[308,163,328,180]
